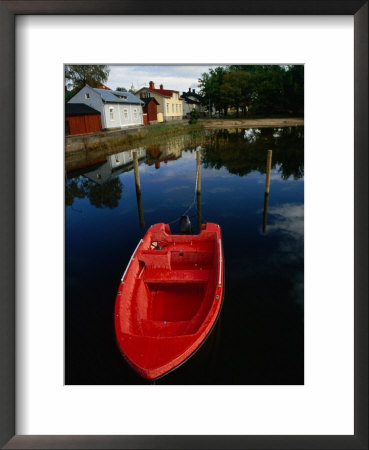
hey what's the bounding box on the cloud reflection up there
[267,203,304,239]
[265,203,304,306]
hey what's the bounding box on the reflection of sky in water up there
[258,203,304,306]
[244,128,261,142]
[267,203,304,239]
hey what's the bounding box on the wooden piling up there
[262,192,269,233]
[136,193,145,230]
[196,150,201,195]
[133,150,141,195]
[265,149,272,194]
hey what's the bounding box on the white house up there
[68,85,145,130]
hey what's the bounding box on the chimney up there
[149,81,155,89]
[192,88,196,93]
[182,92,186,97]
[160,84,164,90]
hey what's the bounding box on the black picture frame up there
[0,1,367,449]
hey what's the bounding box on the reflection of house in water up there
[145,136,185,169]
[83,148,146,184]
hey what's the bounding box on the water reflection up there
[65,127,304,385]
[65,177,124,209]
[262,193,270,233]
[201,126,303,179]
[66,127,304,209]
[263,203,304,306]
[85,148,146,185]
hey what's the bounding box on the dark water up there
[65,126,304,385]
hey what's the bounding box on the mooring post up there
[133,150,141,195]
[263,150,272,232]
[196,150,201,195]
[262,192,269,233]
[136,192,145,230]
[197,192,202,232]
[265,149,272,194]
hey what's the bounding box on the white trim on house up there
[109,107,115,121]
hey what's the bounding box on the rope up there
[167,193,196,225]
[167,152,199,225]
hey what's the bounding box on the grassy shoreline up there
[65,118,304,156]
[65,122,203,155]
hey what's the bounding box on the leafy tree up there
[65,65,110,91]
[198,66,228,116]
[199,65,303,117]
[116,87,127,92]
[282,65,304,115]
[220,71,254,116]
[65,86,76,103]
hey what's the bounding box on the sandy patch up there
[202,118,304,129]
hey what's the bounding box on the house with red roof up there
[135,81,183,122]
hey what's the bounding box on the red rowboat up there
[114,222,224,380]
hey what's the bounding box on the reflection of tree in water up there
[65,177,123,209]
[201,126,304,180]
[88,179,123,209]
[65,179,86,207]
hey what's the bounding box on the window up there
[145,92,150,98]
[133,108,138,119]
[166,103,169,113]
[179,104,182,112]
[85,93,90,99]
[109,107,115,121]
[176,104,178,113]
[172,104,174,113]
[123,108,128,120]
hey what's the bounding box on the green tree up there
[204,64,304,117]
[65,86,76,103]
[116,86,127,92]
[198,67,228,116]
[65,65,110,91]
[282,65,304,115]
[220,71,253,116]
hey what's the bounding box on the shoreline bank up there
[202,117,304,129]
[65,118,304,154]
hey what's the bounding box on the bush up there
[189,109,200,124]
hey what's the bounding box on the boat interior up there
[121,229,219,338]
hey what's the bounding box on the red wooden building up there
[140,94,159,123]
[65,103,102,135]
